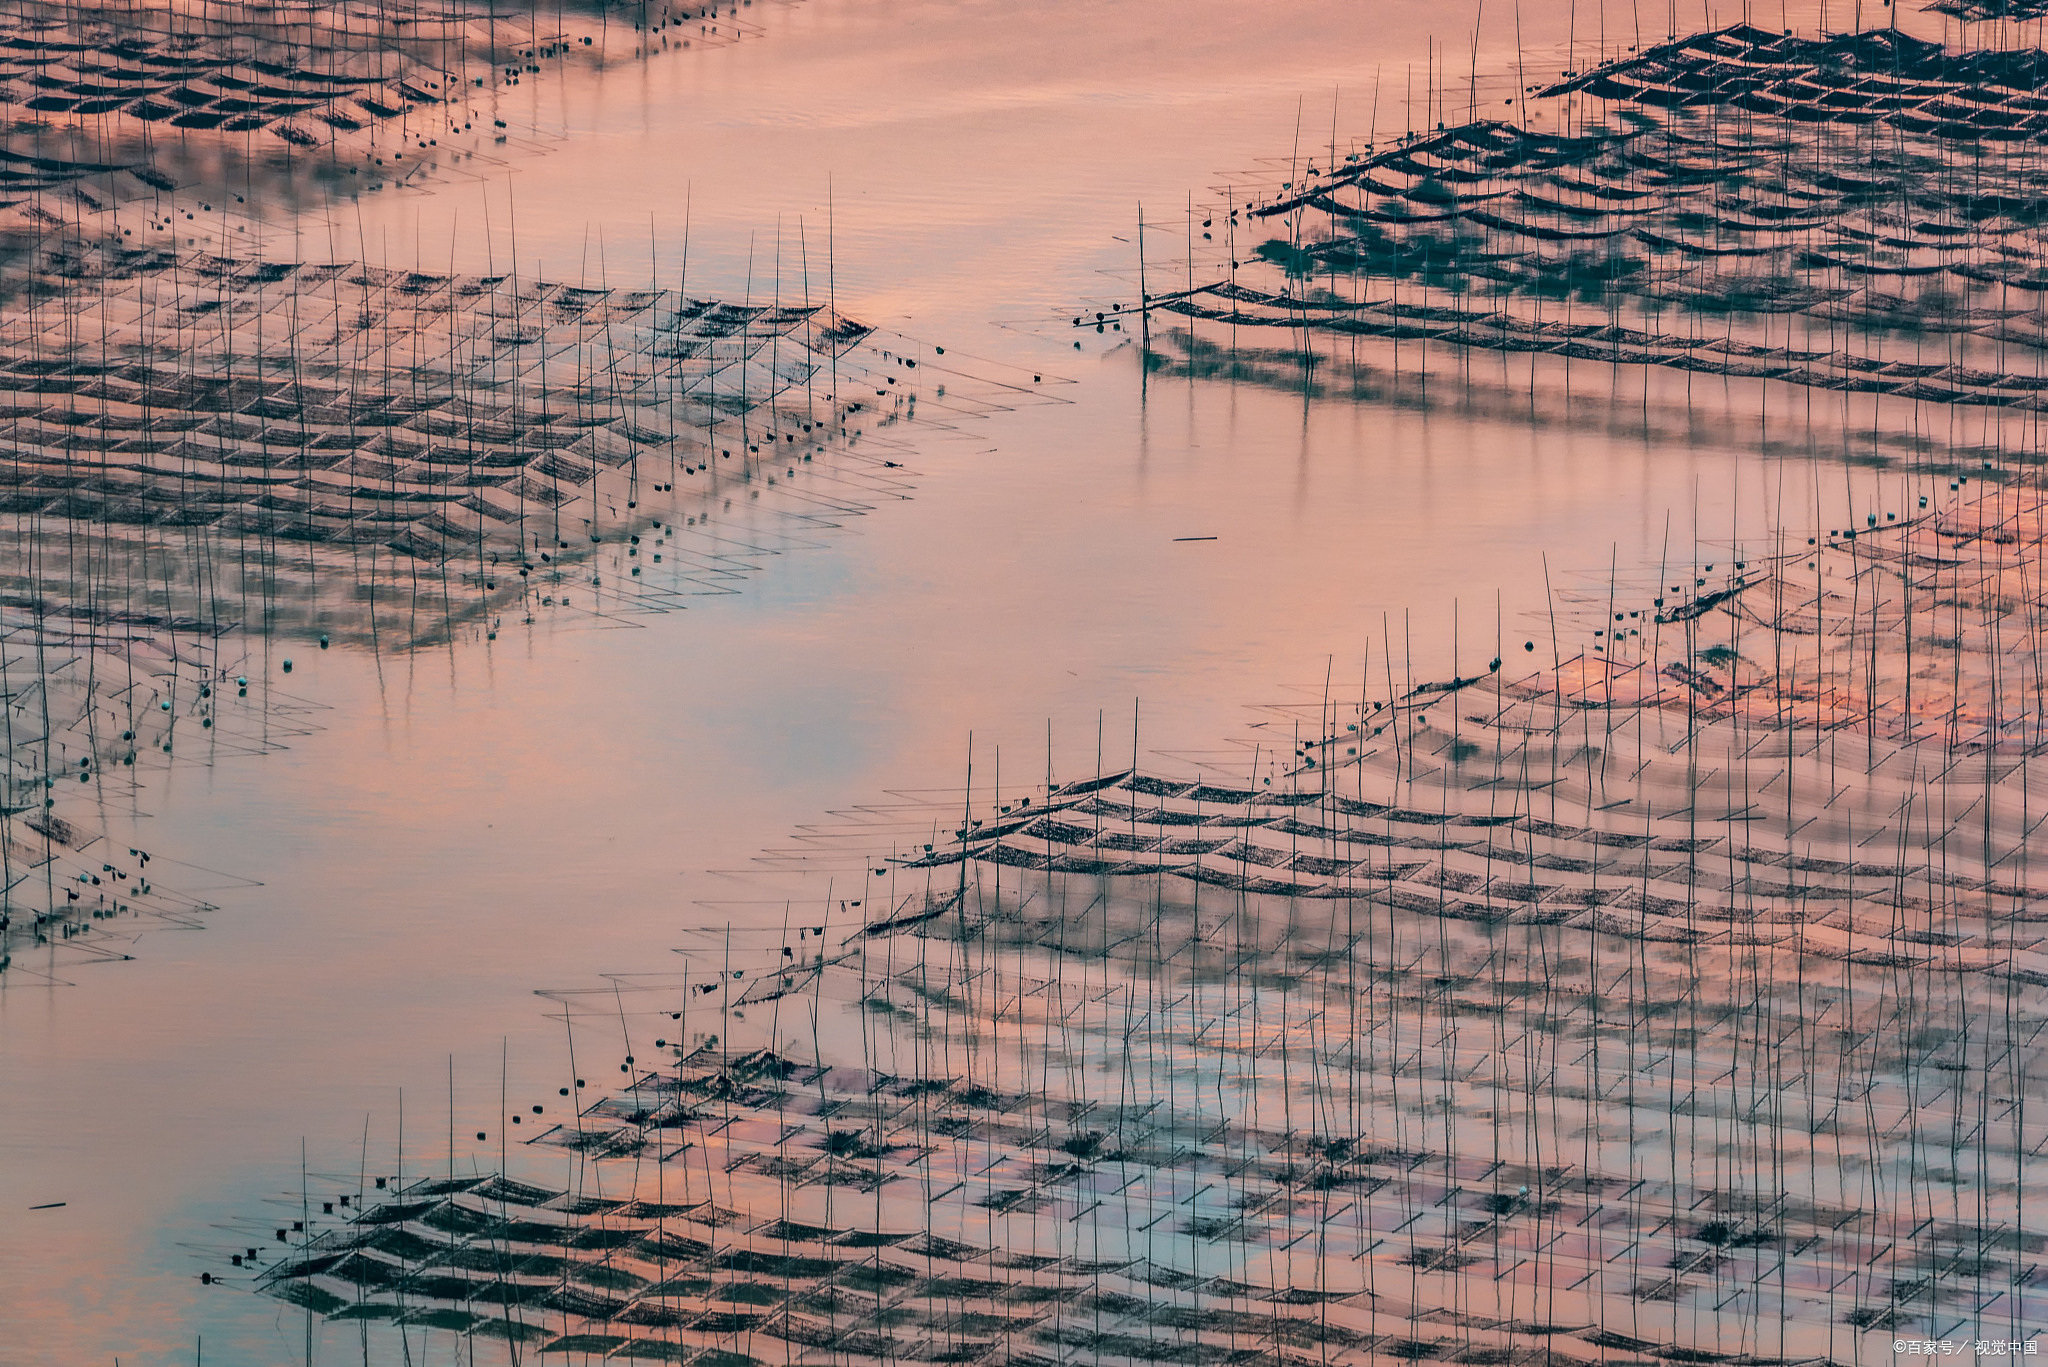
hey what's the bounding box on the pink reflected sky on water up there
[0,0,1918,1359]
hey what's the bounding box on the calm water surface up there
[0,0,1914,1360]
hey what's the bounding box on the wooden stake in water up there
[1137,202,1150,361]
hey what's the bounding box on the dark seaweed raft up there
[1102,23,2048,436]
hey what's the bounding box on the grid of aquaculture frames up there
[0,225,1040,656]
[247,479,2046,1362]
[0,234,873,592]
[0,0,758,185]
[0,224,898,977]
[1109,24,2048,445]
[0,0,468,148]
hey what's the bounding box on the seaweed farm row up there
[1093,23,2048,462]
[0,0,772,175]
[0,227,1055,980]
[0,236,870,547]
[224,472,2046,1363]
[0,228,882,607]
[0,237,1056,639]
[90,10,2048,1366]
[0,0,785,237]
